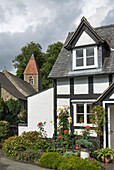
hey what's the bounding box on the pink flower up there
[86,125,90,129]
[38,122,42,125]
[64,130,67,133]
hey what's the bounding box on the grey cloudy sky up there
[0,0,114,74]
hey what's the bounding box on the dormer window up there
[73,46,98,70]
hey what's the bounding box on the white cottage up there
[19,17,114,149]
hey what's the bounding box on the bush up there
[0,98,6,120]
[39,152,62,169]
[5,98,21,124]
[63,151,80,157]
[17,149,43,163]
[58,156,104,170]
[0,121,9,143]
[2,131,49,158]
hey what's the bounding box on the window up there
[73,46,97,70]
[74,103,92,125]
[29,76,33,85]
[76,104,84,123]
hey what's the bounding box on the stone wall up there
[1,88,16,101]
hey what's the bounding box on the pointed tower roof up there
[24,54,40,74]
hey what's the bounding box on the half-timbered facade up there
[48,17,114,149]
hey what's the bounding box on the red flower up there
[59,136,61,138]
[76,146,79,149]
[52,139,54,141]
[86,125,90,129]
[56,139,57,141]
[64,130,67,133]
[38,122,42,125]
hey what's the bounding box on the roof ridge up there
[95,24,114,30]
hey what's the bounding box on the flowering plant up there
[55,106,75,152]
[37,121,47,138]
[76,125,93,149]
[57,105,71,135]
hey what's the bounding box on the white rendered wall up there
[74,77,88,94]
[75,31,95,47]
[19,88,54,138]
[110,93,114,99]
[57,98,70,116]
[93,75,109,94]
[57,78,70,95]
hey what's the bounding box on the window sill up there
[74,123,97,127]
[73,65,98,71]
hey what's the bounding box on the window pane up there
[76,49,83,58]
[87,104,91,113]
[77,104,84,113]
[86,57,94,66]
[76,58,83,67]
[77,114,84,123]
[87,115,91,124]
[86,47,94,57]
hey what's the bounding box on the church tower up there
[24,54,41,92]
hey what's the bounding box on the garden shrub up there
[57,156,104,170]
[39,152,62,169]
[63,151,80,157]
[2,131,49,158]
[17,149,43,163]
[0,121,9,143]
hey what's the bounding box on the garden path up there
[0,150,49,170]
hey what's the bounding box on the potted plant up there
[94,147,114,163]
[76,125,93,159]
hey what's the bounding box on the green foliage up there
[94,147,114,158]
[55,106,75,153]
[58,156,104,170]
[2,131,49,158]
[17,110,27,123]
[0,98,6,120]
[13,42,44,79]
[17,149,43,163]
[76,139,93,149]
[39,152,62,169]
[5,98,21,124]
[41,42,63,89]
[90,105,106,149]
[0,121,9,143]
[63,151,80,157]
[12,41,63,89]
[57,106,70,135]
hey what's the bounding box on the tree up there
[5,98,21,124]
[41,42,63,89]
[12,41,63,89]
[12,42,45,79]
[90,105,106,150]
[0,98,6,120]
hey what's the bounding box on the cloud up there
[0,0,113,74]
[102,9,114,25]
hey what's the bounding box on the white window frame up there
[73,103,94,127]
[73,46,98,70]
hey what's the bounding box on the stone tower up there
[24,54,41,92]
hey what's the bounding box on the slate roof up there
[0,72,26,100]
[49,21,114,79]
[7,71,37,96]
